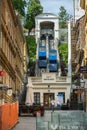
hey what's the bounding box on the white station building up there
[26,13,71,108]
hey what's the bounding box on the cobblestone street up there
[12,116,36,130]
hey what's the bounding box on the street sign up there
[74,90,83,94]
[80,66,87,73]
[7,88,12,96]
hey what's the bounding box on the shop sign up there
[42,73,56,83]
[74,90,83,94]
[7,88,12,96]
[80,66,87,73]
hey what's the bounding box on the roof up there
[35,13,58,19]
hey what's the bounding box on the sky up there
[40,0,74,16]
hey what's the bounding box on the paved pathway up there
[12,110,87,130]
[12,116,36,130]
[11,111,53,130]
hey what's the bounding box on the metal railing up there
[31,76,69,83]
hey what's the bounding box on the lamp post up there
[48,85,50,108]
[75,78,85,111]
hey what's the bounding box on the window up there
[34,92,40,104]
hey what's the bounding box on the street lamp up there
[74,78,85,111]
[80,79,85,88]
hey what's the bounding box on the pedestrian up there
[67,99,70,110]
[51,100,55,112]
[57,101,61,110]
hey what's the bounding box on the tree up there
[24,0,43,32]
[12,0,26,16]
[58,6,69,28]
[26,36,37,76]
[59,43,68,76]
[59,43,68,66]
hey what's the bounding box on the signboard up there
[42,73,56,83]
[7,88,12,96]
[80,66,87,73]
[74,90,83,94]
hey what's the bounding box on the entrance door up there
[43,93,54,107]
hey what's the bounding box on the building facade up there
[0,0,27,100]
[80,0,87,111]
[71,15,86,110]
[72,16,85,76]
[35,13,61,76]
[71,0,87,111]
[25,13,71,108]
[80,0,87,69]
[74,0,85,22]
[26,73,71,108]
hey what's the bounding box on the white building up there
[74,0,85,22]
[25,13,71,108]
[26,73,71,108]
[35,13,60,76]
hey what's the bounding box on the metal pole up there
[85,88,87,112]
[84,88,85,111]
[83,80,85,111]
[68,20,72,81]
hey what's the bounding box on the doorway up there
[43,93,54,107]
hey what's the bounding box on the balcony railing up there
[31,76,70,84]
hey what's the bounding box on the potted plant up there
[33,106,41,116]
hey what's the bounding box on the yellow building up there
[70,0,87,111]
[80,0,87,70]
[0,0,27,100]
[80,0,87,111]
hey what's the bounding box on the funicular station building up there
[26,13,71,108]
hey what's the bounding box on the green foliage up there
[12,0,26,16]
[26,36,36,62]
[58,6,69,28]
[24,0,43,31]
[59,43,68,67]
[59,29,68,44]
[34,106,40,111]
[26,36,37,75]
